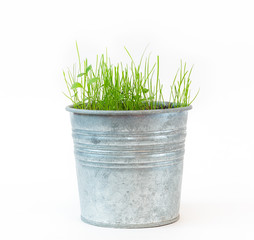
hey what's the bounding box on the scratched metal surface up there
[66,104,191,228]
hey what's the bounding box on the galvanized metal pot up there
[66,103,192,228]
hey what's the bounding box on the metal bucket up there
[66,103,192,228]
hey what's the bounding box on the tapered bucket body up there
[66,104,191,228]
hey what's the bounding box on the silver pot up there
[66,103,192,228]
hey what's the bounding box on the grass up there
[169,61,200,108]
[63,43,198,110]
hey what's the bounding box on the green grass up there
[169,61,200,108]
[63,43,198,110]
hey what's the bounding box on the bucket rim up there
[66,102,192,115]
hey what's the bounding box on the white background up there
[0,0,254,239]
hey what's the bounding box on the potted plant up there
[64,43,199,228]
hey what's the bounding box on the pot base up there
[81,215,180,229]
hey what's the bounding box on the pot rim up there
[66,102,192,115]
